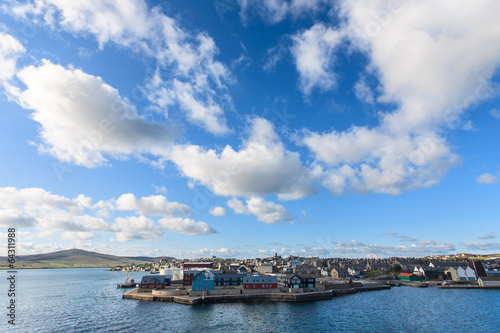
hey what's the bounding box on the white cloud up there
[111,215,161,242]
[299,1,500,195]
[158,217,216,236]
[227,197,293,224]
[290,23,343,95]
[342,0,500,133]
[461,241,500,251]
[7,0,231,135]
[0,209,36,227]
[309,239,456,258]
[115,193,191,217]
[477,173,499,185]
[491,109,500,119]
[239,0,332,24]
[209,206,227,217]
[61,231,95,241]
[0,32,25,87]
[169,118,314,200]
[304,129,458,195]
[353,77,375,104]
[0,187,215,240]
[14,60,173,167]
[478,233,497,240]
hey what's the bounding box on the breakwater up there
[123,284,390,305]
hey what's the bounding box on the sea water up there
[1,268,499,332]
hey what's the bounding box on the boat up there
[117,271,137,288]
[150,268,159,274]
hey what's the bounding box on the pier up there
[122,283,390,305]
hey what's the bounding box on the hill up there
[0,248,175,269]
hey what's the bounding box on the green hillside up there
[0,248,174,269]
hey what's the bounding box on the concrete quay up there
[123,284,390,305]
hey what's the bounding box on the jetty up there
[122,283,390,305]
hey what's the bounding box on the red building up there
[183,271,197,285]
[183,262,214,270]
[243,275,278,289]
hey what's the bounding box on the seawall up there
[123,284,390,305]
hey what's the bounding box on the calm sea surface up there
[1,268,499,332]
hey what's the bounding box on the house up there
[397,273,426,281]
[347,267,360,277]
[366,263,392,271]
[243,275,278,289]
[255,265,278,274]
[214,273,246,287]
[331,268,349,280]
[320,268,330,277]
[237,265,249,274]
[478,277,500,287]
[139,275,171,290]
[293,264,318,275]
[288,259,302,267]
[191,270,215,291]
[283,274,316,288]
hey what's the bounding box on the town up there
[119,253,500,304]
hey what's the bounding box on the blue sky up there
[0,0,499,258]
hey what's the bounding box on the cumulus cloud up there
[115,193,191,217]
[0,210,37,227]
[0,32,25,88]
[209,206,227,217]
[111,216,161,242]
[477,173,499,184]
[353,76,375,104]
[159,217,216,236]
[7,0,231,135]
[290,23,343,95]
[15,60,173,167]
[297,1,500,195]
[0,187,215,241]
[227,197,293,224]
[168,118,314,200]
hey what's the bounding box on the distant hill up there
[0,248,175,269]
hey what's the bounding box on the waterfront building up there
[445,267,476,281]
[396,273,426,281]
[467,260,488,278]
[243,275,278,289]
[139,275,171,290]
[283,274,316,288]
[183,262,214,270]
[191,270,215,291]
[214,273,246,286]
[478,277,500,287]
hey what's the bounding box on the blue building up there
[191,270,215,291]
